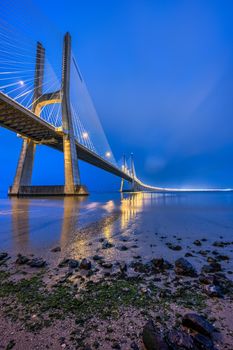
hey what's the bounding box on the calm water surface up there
[0,192,233,272]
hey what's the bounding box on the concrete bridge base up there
[8,185,88,197]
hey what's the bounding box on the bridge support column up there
[120,154,126,192]
[10,138,35,195]
[9,42,45,196]
[62,33,88,196]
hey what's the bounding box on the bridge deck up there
[0,92,132,182]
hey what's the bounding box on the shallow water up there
[0,192,233,273]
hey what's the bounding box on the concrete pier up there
[9,185,88,196]
[10,138,35,195]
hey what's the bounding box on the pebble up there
[0,252,8,260]
[166,243,182,251]
[80,258,92,270]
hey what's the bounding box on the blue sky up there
[0,0,233,193]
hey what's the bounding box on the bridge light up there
[82,132,88,139]
[106,151,111,158]
[19,80,24,86]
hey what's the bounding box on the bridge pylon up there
[129,152,138,192]
[120,154,126,192]
[120,153,141,192]
[10,42,45,196]
[61,32,87,195]
[9,33,88,196]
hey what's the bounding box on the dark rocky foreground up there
[0,239,233,350]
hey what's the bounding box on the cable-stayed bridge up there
[0,2,231,196]
[0,2,157,196]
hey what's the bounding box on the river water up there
[0,192,233,273]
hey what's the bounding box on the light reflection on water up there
[0,192,233,271]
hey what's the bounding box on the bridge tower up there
[130,153,136,191]
[11,42,45,195]
[61,33,87,195]
[129,153,140,192]
[9,33,88,196]
[120,154,126,192]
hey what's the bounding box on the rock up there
[119,262,127,273]
[93,255,103,261]
[0,252,8,260]
[201,265,213,274]
[201,262,222,274]
[199,275,217,285]
[142,320,169,350]
[131,262,150,274]
[93,340,100,348]
[15,254,29,265]
[207,257,217,263]
[175,258,197,277]
[6,340,16,350]
[213,241,230,248]
[58,258,70,268]
[159,288,172,298]
[151,258,173,272]
[198,250,209,256]
[59,277,71,284]
[130,341,139,350]
[204,285,223,298]
[193,240,202,246]
[185,252,194,257]
[58,258,79,269]
[182,313,215,337]
[68,259,79,269]
[212,250,219,255]
[216,255,229,261]
[29,258,46,268]
[101,262,113,269]
[166,329,194,349]
[51,246,61,252]
[118,245,128,251]
[111,342,121,349]
[166,243,182,251]
[193,333,215,350]
[212,273,233,295]
[102,241,114,249]
[80,258,92,270]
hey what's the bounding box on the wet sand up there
[0,192,233,349]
